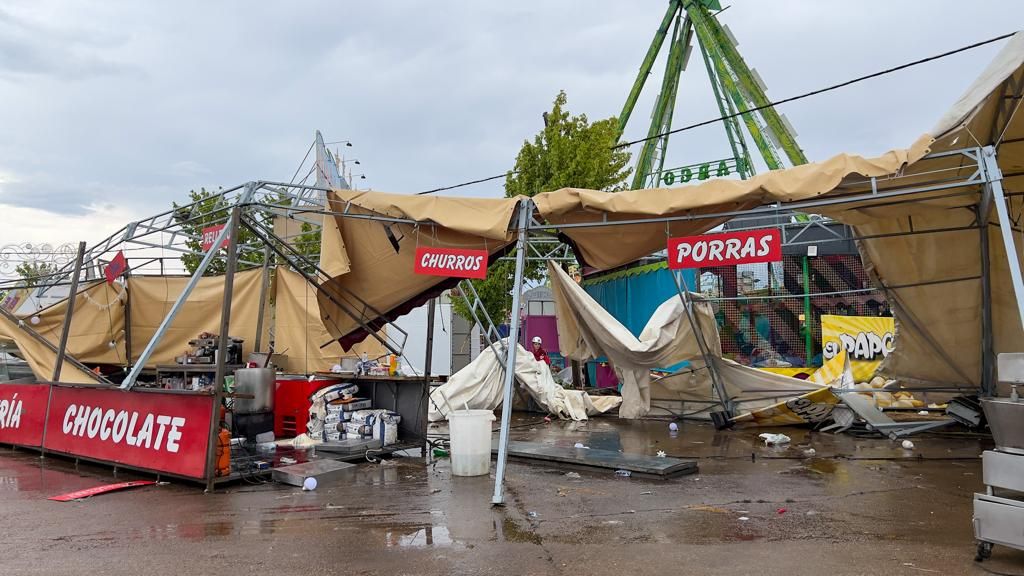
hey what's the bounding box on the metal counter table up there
[974,395,1024,562]
[155,364,244,389]
[315,373,444,452]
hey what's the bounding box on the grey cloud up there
[0,0,1021,239]
[0,7,138,80]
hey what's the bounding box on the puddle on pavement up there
[385,524,452,547]
[151,517,458,548]
[497,516,542,544]
[0,449,132,496]
[806,458,838,474]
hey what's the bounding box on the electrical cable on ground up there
[412,31,1016,196]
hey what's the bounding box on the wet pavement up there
[2,415,1022,576]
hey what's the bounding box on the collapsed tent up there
[428,341,621,422]
[1,269,266,379]
[317,189,522,350]
[535,32,1024,392]
[548,261,822,418]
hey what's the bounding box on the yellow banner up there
[820,315,895,382]
[731,386,840,427]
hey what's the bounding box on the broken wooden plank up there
[48,480,156,502]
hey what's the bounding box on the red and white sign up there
[668,228,782,269]
[201,224,229,252]
[414,247,488,279]
[0,384,50,447]
[44,387,214,479]
[104,251,128,285]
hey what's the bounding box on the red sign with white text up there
[668,228,782,269]
[44,387,214,479]
[414,247,489,279]
[201,224,228,252]
[0,384,50,447]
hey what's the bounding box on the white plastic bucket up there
[448,409,495,477]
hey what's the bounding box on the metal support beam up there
[422,298,436,455]
[492,200,530,506]
[123,269,133,367]
[52,242,86,381]
[979,188,995,397]
[253,246,272,353]
[122,182,257,389]
[802,255,814,364]
[986,147,1024,336]
[205,206,241,493]
[670,270,732,414]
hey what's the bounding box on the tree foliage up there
[172,187,322,276]
[14,261,57,287]
[451,91,632,324]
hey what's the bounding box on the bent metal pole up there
[122,182,257,389]
[205,206,241,493]
[492,200,530,506]
[52,241,86,381]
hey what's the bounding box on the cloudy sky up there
[0,1,1021,250]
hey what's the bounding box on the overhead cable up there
[413,31,1017,196]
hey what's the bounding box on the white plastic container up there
[448,409,495,477]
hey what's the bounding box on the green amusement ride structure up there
[616,1,822,361]
[618,0,808,190]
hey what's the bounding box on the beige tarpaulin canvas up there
[128,269,266,367]
[536,32,1024,390]
[0,271,265,379]
[21,280,127,366]
[317,189,521,349]
[0,313,102,384]
[274,267,386,374]
[549,260,718,417]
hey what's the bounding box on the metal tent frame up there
[2,145,1018,502]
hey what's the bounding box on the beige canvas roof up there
[317,189,521,348]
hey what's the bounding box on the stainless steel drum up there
[234,368,275,414]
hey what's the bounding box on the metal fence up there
[698,254,890,368]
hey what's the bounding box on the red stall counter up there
[273,375,338,438]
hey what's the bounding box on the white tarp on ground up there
[428,340,622,422]
[548,261,718,418]
[548,261,822,418]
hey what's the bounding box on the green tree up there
[451,91,632,324]
[15,261,57,287]
[172,188,322,275]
